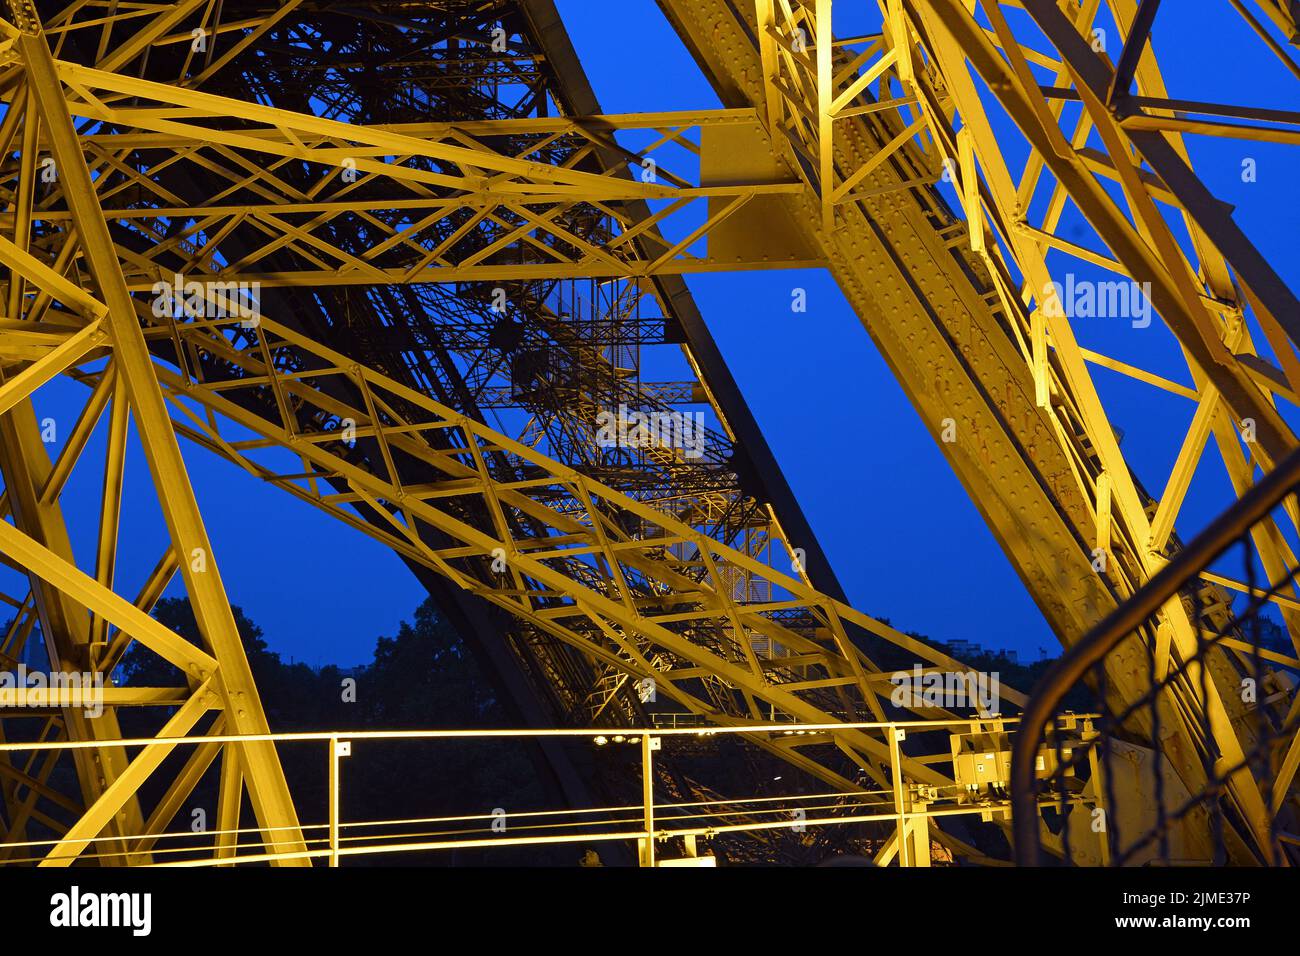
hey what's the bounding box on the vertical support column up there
[906,790,932,867]
[957,126,983,254]
[1096,471,1113,558]
[754,0,783,137]
[1084,727,1112,866]
[328,737,349,868]
[639,733,657,867]
[815,0,835,236]
[214,746,241,862]
[887,724,912,866]
[887,0,913,86]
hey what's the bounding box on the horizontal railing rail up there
[0,718,1047,867]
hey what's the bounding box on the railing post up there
[887,724,911,867]
[640,734,657,867]
[328,737,350,867]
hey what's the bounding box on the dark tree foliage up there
[363,598,496,728]
[118,596,561,865]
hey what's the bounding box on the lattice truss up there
[715,0,1300,860]
[1,0,1298,866]
[0,0,1033,866]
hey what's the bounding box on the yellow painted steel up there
[0,0,1295,865]
[659,0,1300,862]
[0,719,1081,867]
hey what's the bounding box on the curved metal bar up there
[1011,444,1300,864]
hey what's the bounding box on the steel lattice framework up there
[0,0,1296,865]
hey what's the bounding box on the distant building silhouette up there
[941,639,1017,663]
[1253,617,1290,655]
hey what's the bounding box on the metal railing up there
[0,718,1041,867]
[1011,446,1300,865]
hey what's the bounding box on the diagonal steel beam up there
[10,4,309,864]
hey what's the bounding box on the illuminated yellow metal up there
[26,69,821,284]
[0,2,307,866]
[0,0,1296,866]
[0,718,1082,867]
[659,0,1300,861]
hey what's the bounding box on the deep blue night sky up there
[26,1,1300,668]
